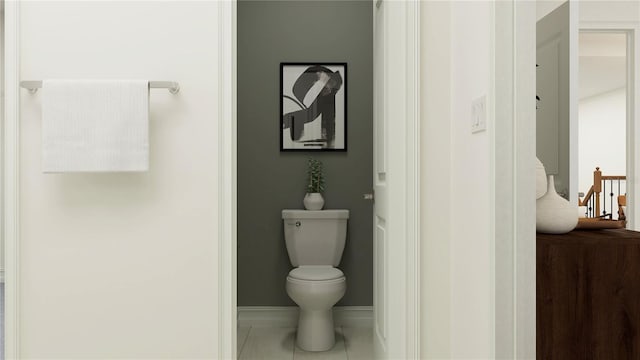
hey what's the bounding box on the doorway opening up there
[235,1,374,359]
[578,31,629,221]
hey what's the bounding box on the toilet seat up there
[288,266,344,281]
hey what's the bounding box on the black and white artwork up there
[281,63,347,151]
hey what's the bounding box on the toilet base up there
[286,275,346,352]
[296,308,335,351]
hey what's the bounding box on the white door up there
[536,1,579,203]
[372,1,388,357]
[373,1,419,358]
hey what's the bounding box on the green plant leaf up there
[305,157,325,194]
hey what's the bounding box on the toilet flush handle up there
[295,221,301,227]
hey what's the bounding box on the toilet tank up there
[282,209,349,267]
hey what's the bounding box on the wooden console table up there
[538,229,640,359]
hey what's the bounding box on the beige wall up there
[18,2,222,358]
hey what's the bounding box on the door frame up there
[219,0,237,358]
[493,1,537,358]
[579,23,639,230]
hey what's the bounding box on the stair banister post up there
[594,167,602,216]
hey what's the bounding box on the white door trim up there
[493,2,536,358]
[403,1,421,357]
[3,1,21,358]
[579,22,640,230]
[218,0,237,359]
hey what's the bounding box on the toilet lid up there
[288,266,344,281]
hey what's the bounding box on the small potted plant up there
[304,158,325,210]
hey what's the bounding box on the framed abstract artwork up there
[280,63,347,151]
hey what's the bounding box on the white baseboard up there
[237,306,373,328]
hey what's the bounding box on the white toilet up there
[282,209,349,352]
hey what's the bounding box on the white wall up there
[450,2,493,358]
[420,2,494,358]
[420,0,506,356]
[18,2,222,358]
[420,1,451,358]
[580,0,640,23]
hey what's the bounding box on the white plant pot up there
[536,175,578,234]
[304,193,325,210]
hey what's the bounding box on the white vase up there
[578,206,588,218]
[536,157,547,199]
[536,175,578,234]
[303,193,325,210]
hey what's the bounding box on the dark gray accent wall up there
[238,0,373,306]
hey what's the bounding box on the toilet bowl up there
[282,209,349,352]
[286,266,346,351]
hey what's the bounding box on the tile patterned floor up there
[238,326,373,360]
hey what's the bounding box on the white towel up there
[42,79,149,172]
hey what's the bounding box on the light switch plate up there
[471,95,487,133]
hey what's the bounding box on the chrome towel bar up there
[20,80,180,94]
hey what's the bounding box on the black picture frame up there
[280,62,347,151]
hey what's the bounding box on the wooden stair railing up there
[578,167,627,221]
